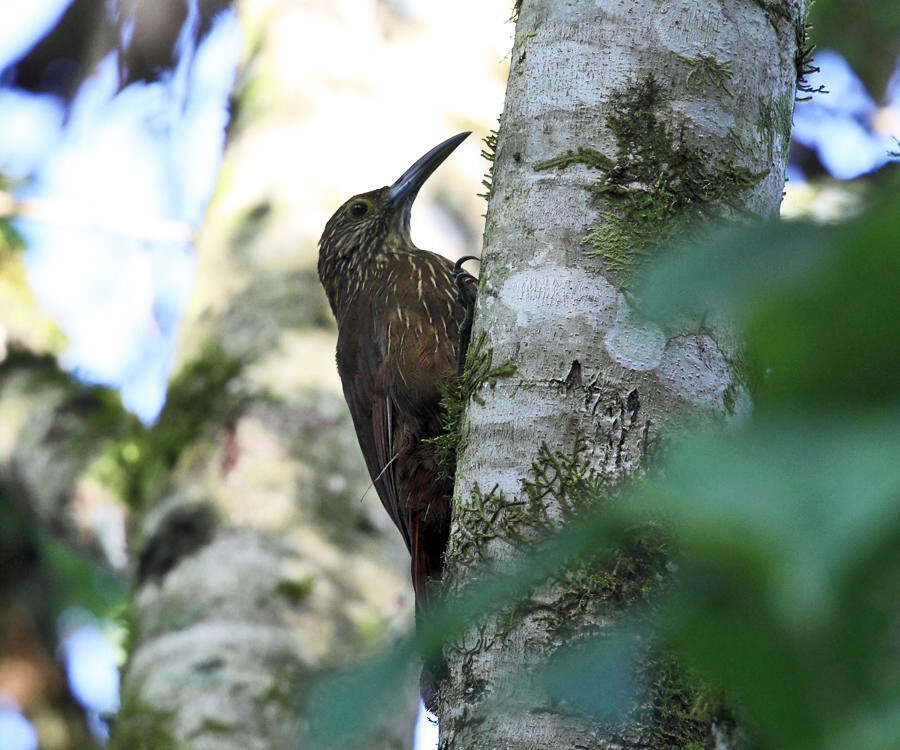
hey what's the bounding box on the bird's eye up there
[349,201,369,218]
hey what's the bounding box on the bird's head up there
[318,132,470,295]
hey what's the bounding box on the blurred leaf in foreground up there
[635,175,900,748]
[641,175,900,409]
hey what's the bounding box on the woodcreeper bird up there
[318,133,477,625]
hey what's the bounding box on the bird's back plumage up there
[334,248,474,609]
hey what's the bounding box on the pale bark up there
[438,1,804,748]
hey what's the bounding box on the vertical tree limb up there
[439,1,804,747]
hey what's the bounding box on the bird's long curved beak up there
[388,132,470,208]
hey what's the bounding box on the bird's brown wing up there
[345,356,440,608]
[339,257,472,609]
[369,392,408,547]
[337,308,410,552]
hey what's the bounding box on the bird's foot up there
[454,256,479,376]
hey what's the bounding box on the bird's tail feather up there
[412,531,446,711]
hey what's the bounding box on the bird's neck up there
[319,234,414,321]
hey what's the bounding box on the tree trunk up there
[438,1,804,748]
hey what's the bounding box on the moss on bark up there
[94,342,245,511]
[676,54,735,96]
[426,332,516,480]
[446,433,725,745]
[108,685,189,750]
[535,75,767,280]
[642,657,731,749]
[477,128,500,205]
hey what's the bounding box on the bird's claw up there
[453,255,479,304]
[454,256,479,375]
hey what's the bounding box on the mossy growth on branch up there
[753,0,823,101]
[446,433,724,743]
[642,656,729,749]
[772,91,795,147]
[534,75,766,280]
[677,54,734,96]
[426,331,516,479]
[108,685,188,750]
[445,434,604,571]
[534,146,614,173]
[794,16,826,101]
[531,524,671,642]
[446,434,669,616]
[95,342,245,510]
[477,126,500,206]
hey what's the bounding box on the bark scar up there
[564,360,583,390]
